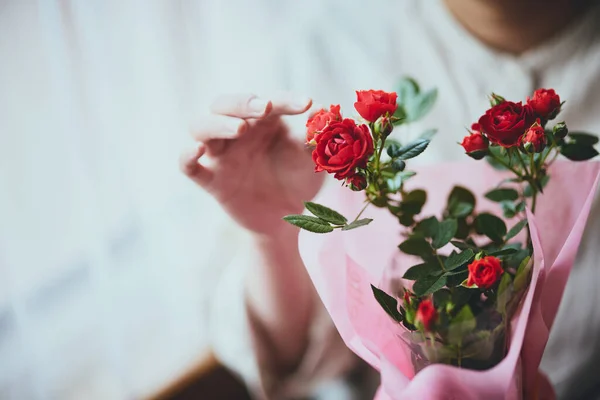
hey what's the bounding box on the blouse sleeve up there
[208,234,359,399]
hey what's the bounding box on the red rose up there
[461,132,489,153]
[347,174,368,191]
[478,101,535,148]
[354,90,398,123]
[527,89,561,120]
[466,256,504,289]
[306,104,342,144]
[415,299,437,332]
[313,118,374,180]
[521,120,547,153]
[471,123,482,133]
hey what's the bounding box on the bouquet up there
[284,79,600,399]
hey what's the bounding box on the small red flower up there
[415,299,437,332]
[306,105,342,144]
[467,256,504,289]
[471,123,482,133]
[527,89,561,121]
[478,101,535,148]
[521,120,547,153]
[312,118,374,180]
[461,131,489,153]
[347,174,368,191]
[354,90,398,123]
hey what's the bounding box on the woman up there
[181,0,600,398]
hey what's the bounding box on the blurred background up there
[0,0,302,398]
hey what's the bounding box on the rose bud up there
[374,115,394,138]
[313,118,374,180]
[354,90,398,123]
[306,104,342,145]
[527,88,561,121]
[466,256,504,290]
[521,121,547,153]
[392,159,406,172]
[553,121,568,139]
[478,101,535,148]
[347,174,368,191]
[461,131,489,160]
[415,299,437,332]
[488,93,506,106]
[403,290,412,305]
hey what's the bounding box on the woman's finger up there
[210,93,311,119]
[189,114,249,143]
[179,144,214,187]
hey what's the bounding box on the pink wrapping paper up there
[298,160,600,400]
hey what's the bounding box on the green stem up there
[354,201,370,222]
[515,149,531,179]
[435,253,446,272]
[457,343,462,368]
[489,151,524,179]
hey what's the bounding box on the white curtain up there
[0,1,295,398]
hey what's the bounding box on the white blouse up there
[210,0,600,398]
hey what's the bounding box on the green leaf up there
[447,186,476,218]
[396,139,430,161]
[500,201,518,219]
[387,142,402,158]
[406,89,438,122]
[399,170,416,181]
[432,219,458,249]
[387,171,417,192]
[433,288,451,308]
[514,256,532,292]
[444,249,475,271]
[503,249,531,270]
[415,216,439,238]
[401,189,427,215]
[387,174,403,193]
[448,305,476,345]
[398,213,415,227]
[561,142,599,161]
[496,273,513,314]
[455,217,471,239]
[487,247,518,257]
[420,128,438,140]
[485,188,519,202]
[505,219,528,241]
[283,215,333,233]
[474,213,507,243]
[396,77,420,104]
[451,202,475,218]
[371,285,403,322]
[342,218,373,231]
[568,132,599,146]
[403,262,441,280]
[304,202,347,225]
[398,237,433,257]
[451,240,476,251]
[413,274,447,296]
